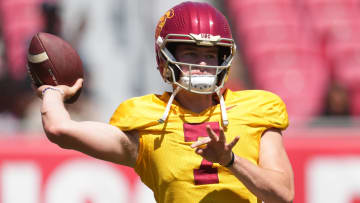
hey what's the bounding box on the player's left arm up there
[191,126,294,203]
[252,128,294,203]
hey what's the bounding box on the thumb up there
[74,78,83,88]
[228,136,240,149]
[70,78,83,92]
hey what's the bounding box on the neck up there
[174,88,217,113]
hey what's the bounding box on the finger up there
[228,136,240,149]
[218,127,226,143]
[191,137,211,148]
[195,147,204,155]
[206,125,219,142]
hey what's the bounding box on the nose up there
[199,61,207,66]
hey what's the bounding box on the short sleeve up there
[258,91,289,130]
[109,94,164,131]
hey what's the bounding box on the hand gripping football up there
[27,32,84,103]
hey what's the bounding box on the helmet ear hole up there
[160,49,181,82]
[218,46,231,66]
[163,42,181,82]
[166,42,177,57]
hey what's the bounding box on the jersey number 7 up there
[184,122,220,185]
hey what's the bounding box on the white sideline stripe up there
[28,52,49,63]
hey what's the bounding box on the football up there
[27,32,84,103]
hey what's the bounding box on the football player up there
[37,1,294,203]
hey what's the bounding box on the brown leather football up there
[27,32,84,103]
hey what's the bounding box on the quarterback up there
[36,1,294,203]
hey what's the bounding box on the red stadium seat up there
[350,88,360,116]
[227,0,299,30]
[0,0,44,79]
[239,24,304,54]
[249,48,329,122]
[332,49,360,88]
[303,0,360,33]
[226,0,360,120]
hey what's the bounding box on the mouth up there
[182,69,214,76]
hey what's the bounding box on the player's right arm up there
[37,79,138,168]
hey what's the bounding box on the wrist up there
[223,151,235,167]
[42,87,64,99]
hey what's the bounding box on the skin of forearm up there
[39,91,136,166]
[228,155,293,203]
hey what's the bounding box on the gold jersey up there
[110,89,289,203]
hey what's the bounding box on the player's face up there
[174,44,219,76]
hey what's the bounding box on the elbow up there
[44,122,72,148]
[265,193,294,203]
[279,188,294,203]
[285,189,295,203]
[263,186,294,203]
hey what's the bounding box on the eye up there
[179,51,198,62]
[205,54,217,59]
[184,52,197,58]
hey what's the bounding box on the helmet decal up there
[155,9,175,38]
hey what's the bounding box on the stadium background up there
[0,0,360,202]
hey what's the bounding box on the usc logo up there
[155,9,175,37]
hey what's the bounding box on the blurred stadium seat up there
[302,0,360,116]
[0,0,43,80]
[251,48,329,122]
[226,0,330,123]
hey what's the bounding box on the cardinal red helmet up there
[155,1,236,94]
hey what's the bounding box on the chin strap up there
[217,91,229,127]
[158,87,229,127]
[158,86,181,123]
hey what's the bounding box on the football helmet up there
[155,1,235,126]
[155,1,236,94]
